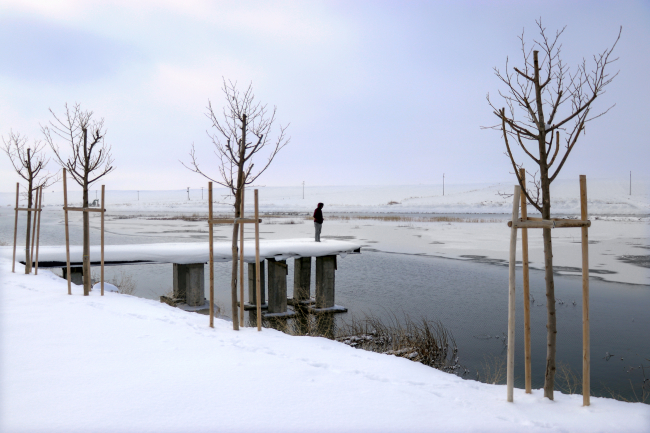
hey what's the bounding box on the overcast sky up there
[1,0,648,191]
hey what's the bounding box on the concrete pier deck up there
[4,238,361,267]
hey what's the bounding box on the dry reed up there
[313,215,502,224]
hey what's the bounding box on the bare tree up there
[2,132,59,273]
[485,20,621,399]
[43,103,115,296]
[182,79,290,330]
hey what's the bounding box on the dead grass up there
[556,361,582,395]
[264,219,305,225]
[313,215,502,224]
[110,270,136,295]
[602,361,650,404]
[146,213,207,221]
[92,269,137,295]
[336,312,461,374]
[478,354,507,385]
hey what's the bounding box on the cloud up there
[0,14,146,84]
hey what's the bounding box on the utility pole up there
[443,173,445,196]
[302,181,305,199]
[630,171,632,196]
[202,186,204,200]
[137,191,139,201]
[187,187,190,200]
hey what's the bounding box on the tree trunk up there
[230,200,240,330]
[532,50,557,399]
[83,179,90,296]
[229,113,247,330]
[24,182,33,274]
[82,128,91,296]
[541,166,556,399]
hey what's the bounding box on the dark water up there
[3,210,649,401]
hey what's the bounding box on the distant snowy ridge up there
[1,178,648,216]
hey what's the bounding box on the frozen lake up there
[2,206,648,402]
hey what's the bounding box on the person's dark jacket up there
[313,205,324,224]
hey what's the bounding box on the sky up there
[1,0,648,192]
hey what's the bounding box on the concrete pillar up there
[62,267,83,286]
[185,263,205,307]
[172,263,188,299]
[315,255,336,309]
[248,261,266,305]
[293,257,311,302]
[267,258,288,314]
[173,263,205,306]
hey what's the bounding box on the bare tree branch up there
[42,103,115,295]
[485,19,621,400]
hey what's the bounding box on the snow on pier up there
[5,238,361,267]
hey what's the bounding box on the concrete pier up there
[169,263,205,307]
[62,267,83,286]
[265,258,295,318]
[315,255,336,308]
[246,261,267,310]
[292,257,312,304]
[28,240,360,316]
[310,255,347,314]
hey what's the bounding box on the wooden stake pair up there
[207,183,263,331]
[62,168,106,296]
[507,174,590,406]
[11,184,43,274]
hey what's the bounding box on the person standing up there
[313,202,324,242]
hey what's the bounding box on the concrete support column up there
[185,264,205,307]
[173,263,188,299]
[293,257,311,302]
[267,258,288,314]
[62,267,83,286]
[315,255,336,308]
[173,263,205,306]
[248,261,266,305]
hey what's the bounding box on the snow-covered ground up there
[1,258,648,433]
[2,177,648,215]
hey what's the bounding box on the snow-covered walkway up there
[3,238,361,266]
[1,258,648,433]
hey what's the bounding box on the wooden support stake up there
[209,182,215,328]
[507,185,520,402]
[254,189,262,331]
[63,169,72,295]
[519,169,531,394]
[63,207,105,213]
[34,187,43,275]
[12,183,19,273]
[239,187,245,328]
[580,175,590,406]
[209,218,261,225]
[101,185,105,296]
[30,186,40,271]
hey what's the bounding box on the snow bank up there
[1,258,648,432]
[1,238,361,266]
